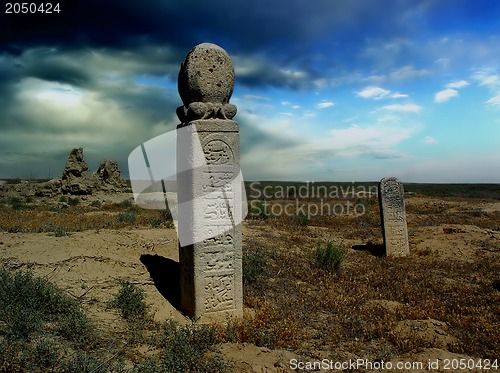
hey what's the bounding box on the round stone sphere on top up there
[178,43,235,107]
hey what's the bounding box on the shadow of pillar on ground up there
[140,254,181,310]
[352,243,385,257]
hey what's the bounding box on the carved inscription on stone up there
[204,140,232,165]
[200,138,236,312]
[204,274,234,312]
[378,177,409,257]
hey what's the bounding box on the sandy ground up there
[0,193,499,372]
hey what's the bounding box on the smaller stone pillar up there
[378,177,409,257]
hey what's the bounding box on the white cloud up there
[446,80,469,89]
[482,75,499,86]
[424,136,437,144]
[434,88,458,103]
[389,66,430,81]
[486,95,500,106]
[35,85,83,107]
[435,58,451,69]
[316,101,334,109]
[313,78,328,89]
[301,111,317,118]
[364,75,385,83]
[471,70,500,88]
[383,103,422,113]
[357,86,390,100]
[243,94,270,102]
[471,69,500,106]
[377,114,400,122]
[357,86,408,100]
[292,105,301,109]
[399,152,500,183]
[240,107,421,180]
[326,124,416,156]
[280,69,307,79]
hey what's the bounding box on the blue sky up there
[1,0,499,182]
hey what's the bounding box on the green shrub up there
[145,209,174,228]
[117,212,136,224]
[50,226,69,237]
[31,337,60,370]
[243,251,266,286]
[119,199,133,208]
[68,196,80,206]
[59,350,111,373]
[0,267,94,344]
[90,199,102,207]
[113,280,147,321]
[308,239,347,272]
[159,320,231,373]
[295,211,310,226]
[8,196,27,210]
[59,195,68,203]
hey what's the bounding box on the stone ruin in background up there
[0,147,129,198]
[57,147,128,195]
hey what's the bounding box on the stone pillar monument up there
[378,177,409,257]
[176,43,243,322]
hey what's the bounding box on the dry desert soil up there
[0,182,499,372]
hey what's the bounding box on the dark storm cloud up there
[4,0,490,95]
[0,0,460,88]
[2,0,363,50]
[233,54,322,90]
[21,52,93,87]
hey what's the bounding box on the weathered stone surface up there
[177,43,237,123]
[63,148,89,178]
[378,177,409,257]
[93,159,128,192]
[177,44,243,322]
[61,148,94,195]
[35,177,62,197]
[178,43,234,106]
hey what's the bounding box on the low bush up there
[157,320,232,373]
[308,239,347,272]
[0,267,95,344]
[295,211,310,226]
[117,212,136,224]
[243,251,266,286]
[112,280,147,321]
[68,196,80,206]
[90,199,102,207]
[8,196,27,210]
